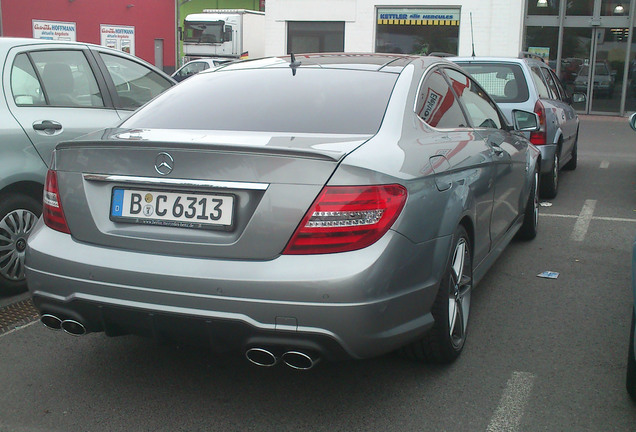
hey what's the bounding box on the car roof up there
[216,52,443,74]
[0,37,97,51]
[0,37,175,81]
[451,56,548,68]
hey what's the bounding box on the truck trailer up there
[182,9,265,61]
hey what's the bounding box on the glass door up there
[561,27,593,111]
[590,27,629,113]
[562,26,629,114]
[525,0,635,115]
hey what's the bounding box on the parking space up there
[1,115,635,431]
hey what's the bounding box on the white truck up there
[182,9,265,62]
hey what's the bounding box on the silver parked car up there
[453,56,582,199]
[26,54,540,368]
[574,62,615,99]
[0,37,175,295]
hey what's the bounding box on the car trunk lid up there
[53,128,370,260]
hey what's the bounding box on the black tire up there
[517,170,539,241]
[540,150,559,199]
[401,225,472,363]
[627,311,636,402]
[0,193,41,296]
[563,133,578,171]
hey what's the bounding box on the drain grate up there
[0,298,39,335]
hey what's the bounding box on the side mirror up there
[572,92,586,103]
[630,112,636,132]
[512,109,540,132]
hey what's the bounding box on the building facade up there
[0,0,177,73]
[264,0,636,115]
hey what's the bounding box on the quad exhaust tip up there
[40,314,87,336]
[245,347,279,367]
[40,314,62,331]
[245,347,320,370]
[61,319,87,336]
[282,351,320,370]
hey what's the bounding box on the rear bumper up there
[26,220,450,360]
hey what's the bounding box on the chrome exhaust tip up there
[60,319,87,336]
[245,347,278,367]
[282,351,320,370]
[40,314,63,331]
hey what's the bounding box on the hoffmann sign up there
[32,20,77,41]
[100,25,135,55]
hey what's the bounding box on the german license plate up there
[110,188,234,229]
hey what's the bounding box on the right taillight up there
[283,184,407,255]
[529,99,547,145]
[43,169,70,234]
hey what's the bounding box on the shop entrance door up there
[586,28,628,113]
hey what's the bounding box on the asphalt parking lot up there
[1,115,636,431]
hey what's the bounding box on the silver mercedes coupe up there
[26,54,541,369]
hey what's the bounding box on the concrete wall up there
[265,0,525,57]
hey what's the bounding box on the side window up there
[443,68,503,130]
[550,69,569,100]
[29,50,104,107]
[186,62,208,75]
[541,67,561,100]
[11,53,45,106]
[415,68,468,128]
[176,62,207,80]
[100,53,173,110]
[530,66,551,99]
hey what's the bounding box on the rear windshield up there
[455,62,530,104]
[578,63,610,76]
[122,68,398,134]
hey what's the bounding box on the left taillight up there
[283,184,407,255]
[43,169,70,234]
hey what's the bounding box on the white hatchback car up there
[171,58,233,82]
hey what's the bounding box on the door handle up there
[33,120,62,131]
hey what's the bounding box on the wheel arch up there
[0,180,44,205]
[458,215,474,258]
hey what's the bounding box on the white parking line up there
[571,200,597,242]
[541,214,636,223]
[486,371,536,432]
[0,320,38,339]
[600,161,610,169]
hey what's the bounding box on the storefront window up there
[375,8,459,55]
[566,0,595,15]
[287,22,344,54]
[525,26,560,71]
[601,0,630,15]
[527,0,560,15]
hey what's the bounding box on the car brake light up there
[283,185,407,254]
[529,99,547,145]
[43,169,70,234]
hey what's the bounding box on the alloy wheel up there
[0,209,38,281]
[448,237,471,349]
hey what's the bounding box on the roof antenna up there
[289,52,301,76]
[470,13,476,58]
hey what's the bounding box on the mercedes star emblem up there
[155,152,174,176]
